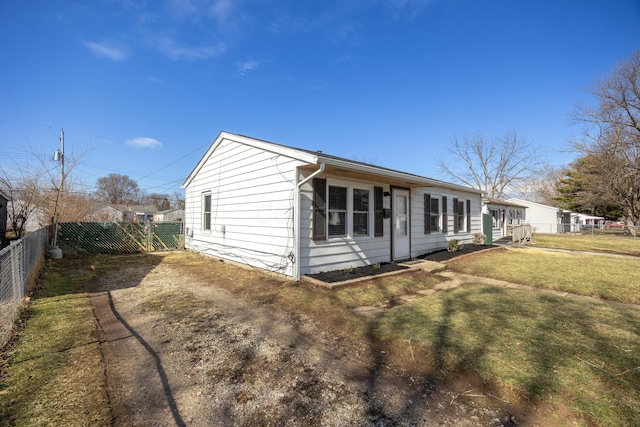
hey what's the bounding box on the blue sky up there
[1,0,639,197]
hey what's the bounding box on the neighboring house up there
[0,191,8,246]
[574,213,605,229]
[183,132,483,280]
[6,200,44,234]
[90,204,158,222]
[154,209,184,222]
[506,198,577,233]
[482,198,528,241]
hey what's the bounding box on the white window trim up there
[431,193,442,234]
[202,191,212,232]
[326,179,375,240]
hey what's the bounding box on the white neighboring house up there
[574,213,605,229]
[90,204,158,222]
[154,209,184,222]
[182,131,483,280]
[482,198,528,241]
[506,198,578,233]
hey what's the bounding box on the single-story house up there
[90,204,158,223]
[574,213,605,229]
[182,132,483,280]
[154,209,184,222]
[482,198,528,241]
[506,198,578,233]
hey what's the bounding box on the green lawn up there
[0,259,111,427]
[445,247,640,304]
[374,284,640,426]
[531,233,640,256]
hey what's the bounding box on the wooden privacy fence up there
[58,221,184,254]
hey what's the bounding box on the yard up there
[0,235,639,426]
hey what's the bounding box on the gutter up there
[292,162,325,281]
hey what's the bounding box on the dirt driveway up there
[89,251,513,426]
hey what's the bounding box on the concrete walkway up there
[352,250,640,317]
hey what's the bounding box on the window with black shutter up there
[374,186,383,237]
[442,196,448,233]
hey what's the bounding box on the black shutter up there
[453,197,459,233]
[424,194,431,234]
[466,199,471,232]
[312,178,326,241]
[442,196,448,233]
[374,186,383,237]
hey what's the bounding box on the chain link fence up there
[0,227,49,348]
[528,223,638,238]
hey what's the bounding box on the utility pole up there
[49,128,65,259]
[60,128,64,193]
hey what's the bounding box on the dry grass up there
[0,259,111,427]
[374,284,640,426]
[3,250,639,426]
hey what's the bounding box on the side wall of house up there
[518,202,559,233]
[184,139,304,277]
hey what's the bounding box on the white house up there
[506,198,577,233]
[183,132,483,280]
[90,204,158,222]
[154,209,184,222]
[482,198,528,241]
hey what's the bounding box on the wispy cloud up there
[125,137,163,149]
[150,35,226,60]
[82,40,129,61]
[237,58,261,76]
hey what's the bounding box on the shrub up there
[447,239,460,252]
[472,233,487,245]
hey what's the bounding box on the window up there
[328,186,347,236]
[313,181,376,240]
[424,194,440,234]
[490,209,500,228]
[453,198,465,233]
[353,188,369,236]
[202,192,211,231]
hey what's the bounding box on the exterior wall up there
[298,174,483,275]
[411,189,482,258]
[184,139,304,277]
[298,173,392,275]
[508,198,560,233]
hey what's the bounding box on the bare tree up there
[438,130,545,199]
[511,164,564,205]
[0,163,46,237]
[571,49,640,226]
[95,174,140,204]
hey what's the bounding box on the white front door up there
[392,189,410,260]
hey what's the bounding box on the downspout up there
[293,162,325,281]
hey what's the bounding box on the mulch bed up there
[306,263,409,283]
[306,245,497,284]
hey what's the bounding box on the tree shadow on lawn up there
[368,284,640,426]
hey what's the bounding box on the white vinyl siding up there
[184,138,305,277]
[412,190,482,257]
[299,176,390,275]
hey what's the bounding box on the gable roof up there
[483,197,528,208]
[183,131,482,194]
[506,198,570,213]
